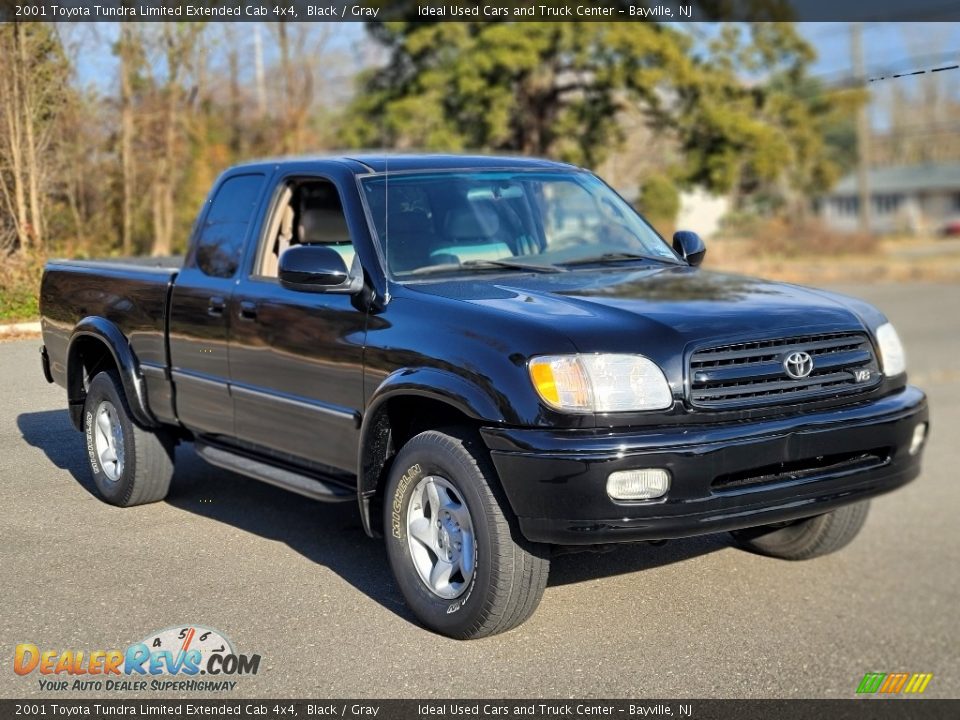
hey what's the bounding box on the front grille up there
[711,448,891,491]
[689,331,881,409]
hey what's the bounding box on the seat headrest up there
[299,205,350,245]
[443,203,500,240]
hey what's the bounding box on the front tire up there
[83,370,174,507]
[729,501,870,560]
[384,428,549,639]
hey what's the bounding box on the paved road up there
[1,283,958,699]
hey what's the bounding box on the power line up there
[807,50,960,87]
[875,126,960,139]
[869,63,959,83]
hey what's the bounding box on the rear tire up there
[384,428,550,639]
[83,370,174,507]
[729,501,870,560]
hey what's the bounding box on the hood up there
[404,266,870,358]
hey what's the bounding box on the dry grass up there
[707,217,960,283]
[709,238,960,284]
[0,326,41,342]
[724,217,880,259]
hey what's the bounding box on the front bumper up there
[481,386,928,545]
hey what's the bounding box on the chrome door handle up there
[207,296,226,316]
[239,301,258,321]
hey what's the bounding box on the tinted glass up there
[195,173,265,278]
[361,171,678,277]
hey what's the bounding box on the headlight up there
[528,354,673,412]
[875,322,906,376]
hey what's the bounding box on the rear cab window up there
[193,173,266,278]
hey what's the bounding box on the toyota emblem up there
[783,351,814,379]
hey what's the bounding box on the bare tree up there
[224,24,245,157]
[873,25,960,165]
[268,24,345,154]
[0,23,67,254]
[148,24,202,257]
[0,25,34,252]
[114,24,143,255]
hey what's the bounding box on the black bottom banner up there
[2,699,957,720]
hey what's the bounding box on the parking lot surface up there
[1,282,957,698]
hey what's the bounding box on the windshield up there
[360,170,680,278]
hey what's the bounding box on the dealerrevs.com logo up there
[14,625,261,692]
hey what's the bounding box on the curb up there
[0,321,41,337]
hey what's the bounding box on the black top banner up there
[2,0,960,23]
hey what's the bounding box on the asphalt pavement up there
[1,282,957,699]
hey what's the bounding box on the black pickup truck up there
[40,155,929,638]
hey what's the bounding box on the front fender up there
[67,317,158,430]
[355,368,510,537]
[367,367,509,428]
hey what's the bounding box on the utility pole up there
[851,23,872,234]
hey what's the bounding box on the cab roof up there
[231,153,579,175]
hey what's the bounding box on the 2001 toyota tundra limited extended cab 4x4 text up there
[40,155,929,638]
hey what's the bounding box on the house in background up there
[819,163,960,235]
[676,188,729,239]
[617,183,730,240]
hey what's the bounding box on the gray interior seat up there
[434,202,512,262]
[300,206,350,245]
[443,202,501,239]
[298,188,355,266]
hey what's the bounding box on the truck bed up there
[40,257,181,393]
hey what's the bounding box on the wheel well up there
[67,336,119,428]
[360,395,479,537]
[386,395,477,450]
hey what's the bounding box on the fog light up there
[909,423,928,456]
[607,469,671,501]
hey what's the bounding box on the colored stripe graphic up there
[879,673,909,693]
[857,672,933,694]
[904,673,934,694]
[857,673,886,694]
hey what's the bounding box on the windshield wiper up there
[558,252,677,267]
[410,258,565,275]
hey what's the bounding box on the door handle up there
[238,300,258,321]
[207,296,226,317]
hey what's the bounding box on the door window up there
[258,179,355,278]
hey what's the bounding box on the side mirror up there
[278,245,362,294]
[672,230,706,267]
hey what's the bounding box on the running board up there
[195,443,354,503]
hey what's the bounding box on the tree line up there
[1,20,861,264]
[1,22,351,260]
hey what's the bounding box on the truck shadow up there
[17,409,97,494]
[17,409,415,626]
[18,409,727,622]
[548,535,728,586]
